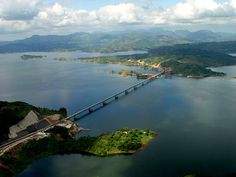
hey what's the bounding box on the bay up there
[0,51,236,177]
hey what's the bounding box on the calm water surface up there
[0,52,236,177]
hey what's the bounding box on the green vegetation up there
[0,101,67,142]
[117,70,137,77]
[0,128,156,177]
[80,41,236,77]
[80,55,227,78]
[149,45,236,67]
[0,127,74,177]
[77,128,157,156]
[160,60,225,77]
[112,70,155,79]
[81,56,139,66]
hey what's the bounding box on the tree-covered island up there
[78,128,157,156]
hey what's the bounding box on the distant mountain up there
[175,30,223,42]
[0,29,236,53]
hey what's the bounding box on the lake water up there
[0,52,236,177]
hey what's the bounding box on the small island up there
[231,76,236,79]
[78,128,157,156]
[21,54,46,60]
[54,57,77,62]
[111,70,156,79]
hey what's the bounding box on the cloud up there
[33,3,98,28]
[0,0,41,20]
[167,0,236,23]
[0,0,236,36]
[0,19,29,33]
[230,0,236,8]
[31,2,142,30]
[96,3,141,24]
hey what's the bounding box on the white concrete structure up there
[8,110,40,139]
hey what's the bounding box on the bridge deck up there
[67,71,163,120]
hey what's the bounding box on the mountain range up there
[1,29,236,53]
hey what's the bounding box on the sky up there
[0,0,236,40]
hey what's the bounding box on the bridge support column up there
[125,90,129,94]
[89,108,94,113]
[115,95,119,100]
[103,102,108,106]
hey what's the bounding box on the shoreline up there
[0,128,157,176]
[79,57,226,78]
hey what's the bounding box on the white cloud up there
[167,0,236,22]
[0,19,29,32]
[33,3,98,28]
[0,0,236,36]
[230,0,236,8]
[96,3,141,24]
[0,0,41,20]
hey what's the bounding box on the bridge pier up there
[103,101,108,106]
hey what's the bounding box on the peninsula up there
[80,54,227,78]
[79,42,236,78]
[0,127,156,177]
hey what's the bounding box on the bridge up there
[67,72,163,120]
[0,71,163,153]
